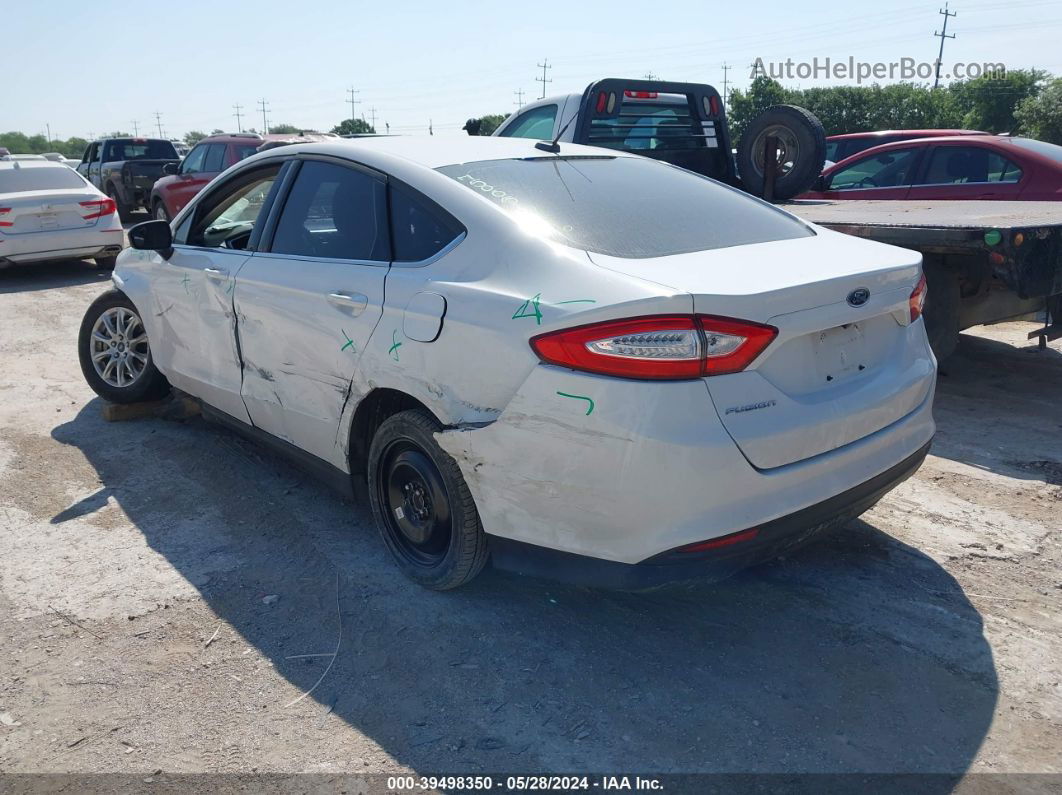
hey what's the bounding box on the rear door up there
[233,156,391,466]
[907,143,1025,201]
[820,146,922,200]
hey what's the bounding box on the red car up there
[825,129,988,164]
[802,136,1062,201]
[149,133,263,221]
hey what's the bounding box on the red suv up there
[149,133,263,221]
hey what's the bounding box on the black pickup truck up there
[76,138,181,220]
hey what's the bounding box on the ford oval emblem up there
[847,288,871,307]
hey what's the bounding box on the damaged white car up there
[78,136,936,590]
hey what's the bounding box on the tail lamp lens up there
[0,207,11,227]
[80,198,117,220]
[530,315,777,380]
[909,272,927,322]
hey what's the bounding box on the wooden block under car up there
[100,394,200,423]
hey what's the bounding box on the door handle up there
[203,267,228,280]
[328,292,369,315]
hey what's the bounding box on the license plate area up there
[813,323,866,384]
[38,212,59,230]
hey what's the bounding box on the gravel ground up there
[0,258,1059,783]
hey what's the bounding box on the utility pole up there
[429,118,433,136]
[130,120,139,136]
[346,86,361,123]
[643,71,657,80]
[933,2,957,89]
[722,63,731,109]
[232,103,244,133]
[153,111,164,138]
[367,106,378,130]
[514,88,525,109]
[536,59,552,99]
[257,98,270,134]
[385,122,390,134]
[46,123,52,143]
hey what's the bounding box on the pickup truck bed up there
[782,200,1062,356]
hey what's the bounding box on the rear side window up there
[234,144,260,163]
[390,185,463,262]
[498,105,557,140]
[0,166,87,192]
[270,160,390,262]
[917,146,1023,185]
[437,156,812,258]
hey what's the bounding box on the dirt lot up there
[0,258,1059,783]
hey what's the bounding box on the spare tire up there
[737,105,826,201]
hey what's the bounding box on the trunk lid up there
[0,189,106,233]
[588,228,933,469]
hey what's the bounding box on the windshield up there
[437,156,812,258]
[0,166,87,193]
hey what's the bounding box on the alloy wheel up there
[89,306,150,389]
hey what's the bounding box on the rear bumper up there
[489,440,930,589]
[0,243,121,267]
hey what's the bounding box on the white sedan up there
[1,160,124,269]
[77,136,935,590]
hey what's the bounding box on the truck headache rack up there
[573,78,735,183]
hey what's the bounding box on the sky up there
[5,0,1062,142]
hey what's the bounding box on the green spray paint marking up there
[512,293,543,324]
[556,391,595,416]
[555,299,596,305]
[388,329,403,362]
[181,274,192,294]
[225,278,235,295]
[340,329,356,352]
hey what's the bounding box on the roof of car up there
[193,133,266,145]
[0,159,72,170]
[251,135,639,169]
[827,129,989,141]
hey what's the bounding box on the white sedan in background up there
[78,136,935,590]
[1,161,124,269]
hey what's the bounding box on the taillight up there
[675,527,760,554]
[0,208,11,228]
[529,315,777,380]
[909,272,927,322]
[709,95,720,116]
[623,90,659,99]
[595,91,607,113]
[80,198,117,220]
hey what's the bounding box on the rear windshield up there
[0,166,87,193]
[1009,138,1062,165]
[588,99,708,152]
[103,140,178,161]
[437,156,812,258]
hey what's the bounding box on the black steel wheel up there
[367,409,488,589]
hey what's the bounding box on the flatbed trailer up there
[783,200,1062,359]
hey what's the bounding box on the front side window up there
[270,160,390,261]
[828,148,919,190]
[438,156,812,258]
[498,105,558,140]
[185,164,281,248]
[390,184,463,262]
[180,145,208,175]
[916,146,1023,185]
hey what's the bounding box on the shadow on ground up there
[0,259,112,294]
[933,331,1062,484]
[49,397,997,780]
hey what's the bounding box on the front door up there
[820,146,922,200]
[146,162,284,422]
[234,157,391,467]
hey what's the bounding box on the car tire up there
[737,105,827,201]
[78,290,170,404]
[107,185,131,222]
[923,262,961,362]
[367,409,489,590]
[153,200,170,222]
[94,255,118,270]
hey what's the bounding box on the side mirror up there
[163,162,179,176]
[129,219,173,255]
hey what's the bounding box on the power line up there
[153,111,164,138]
[933,1,958,89]
[232,103,244,133]
[347,86,361,123]
[257,98,270,134]
[536,59,552,99]
[514,88,525,108]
